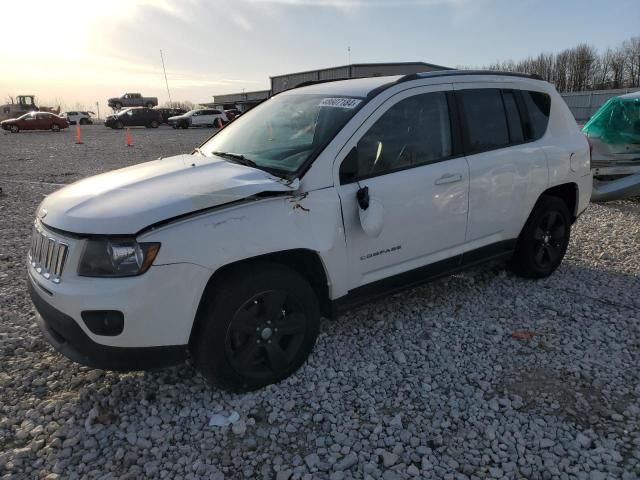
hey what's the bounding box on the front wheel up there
[150,120,159,128]
[192,263,320,391]
[511,195,571,278]
[145,102,154,108]
[115,121,124,129]
[51,124,60,132]
[10,125,19,133]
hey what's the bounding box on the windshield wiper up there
[211,151,257,168]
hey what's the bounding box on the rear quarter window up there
[522,91,551,141]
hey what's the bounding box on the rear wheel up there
[51,124,60,132]
[192,263,320,391]
[79,118,88,125]
[146,102,154,108]
[511,195,571,278]
[150,120,159,128]
[10,125,19,133]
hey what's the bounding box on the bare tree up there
[471,35,640,92]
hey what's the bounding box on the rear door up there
[455,85,548,248]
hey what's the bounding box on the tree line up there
[471,36,640,93]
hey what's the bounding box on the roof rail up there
[398,69,545,83]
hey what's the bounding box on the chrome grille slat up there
[29,222,69,283]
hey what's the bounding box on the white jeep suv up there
[28,71,592,391]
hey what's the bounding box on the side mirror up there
[358,195,384,238]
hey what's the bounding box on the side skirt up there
[330,239,516,316]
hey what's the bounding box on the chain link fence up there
[561,88,640,123]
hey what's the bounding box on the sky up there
[1,0,638,113]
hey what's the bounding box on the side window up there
[340,92,452,183]
[522,91,551,141]
[458,89,509,154]
[502,90,524,144]
[192,111,200,116]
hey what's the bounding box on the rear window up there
[522,91,551,141]
[458,89,509,154]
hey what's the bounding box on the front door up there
[335,86,470,289]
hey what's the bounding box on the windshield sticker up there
[319,98,362,109]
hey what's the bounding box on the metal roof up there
[269,61,451,79]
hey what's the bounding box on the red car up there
[1,112,69,133]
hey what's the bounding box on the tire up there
[150,120,159,128]
[113,103,122,110]
[192,263,320,391]
[181,122,189,129]
[10,125,19,133]
[79,118,88,125]
[511,195,571,278]
[146,103,154,108]
[51,124,60,132]
[115,121,124,129]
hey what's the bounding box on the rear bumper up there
[29,278,187,371]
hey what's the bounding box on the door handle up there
[434,173,463,185]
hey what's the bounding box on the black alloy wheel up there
[531,210,567,270]
[225,290,307,381]
[512,195,571,278]
[192,263,320,391]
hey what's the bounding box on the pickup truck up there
[108,93,158,110]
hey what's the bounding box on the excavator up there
[0,95,60,122]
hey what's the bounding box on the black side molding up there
[331,239,516,316]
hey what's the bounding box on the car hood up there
[167,114,188,121]
[39,154,298,235]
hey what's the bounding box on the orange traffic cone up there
[75,123,83,144]
[126,128,133,147]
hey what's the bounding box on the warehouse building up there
[208,61,450,111]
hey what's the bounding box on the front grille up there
[29,222,69,283]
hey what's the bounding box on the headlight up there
[78,239,160,277]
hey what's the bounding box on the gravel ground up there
[1,126,639,480]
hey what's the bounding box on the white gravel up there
[1,126,639,479]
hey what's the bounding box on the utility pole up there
[160,49,172,107]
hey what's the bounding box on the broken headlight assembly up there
[78,239,160,277]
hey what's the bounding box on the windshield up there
[200,94,364,175]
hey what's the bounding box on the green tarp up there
[582,95,640,145]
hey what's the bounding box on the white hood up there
[39,154,297,235]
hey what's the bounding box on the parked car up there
[28,71,591,391]
[104,107,162,129]
[61,111,94,125]
[582,91,640,201]
[154,107,187,124]
[1,112,69,133]
[168,109,228,129]
[108,93,158,110]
